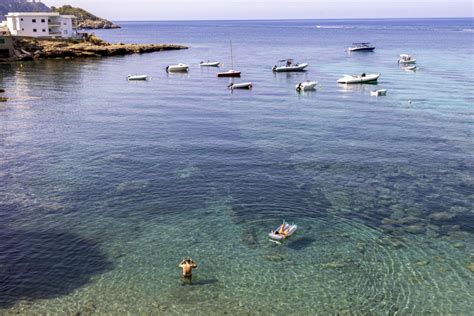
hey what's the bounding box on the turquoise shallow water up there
[1,19,473,314]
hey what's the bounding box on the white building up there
[5,12,75,38]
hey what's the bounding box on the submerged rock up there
[415,260,430,267]
[404,224,426,235]
[467,263,474,273]
[264,254,284,262]
[430,212,456,222]
[453,242,466,249]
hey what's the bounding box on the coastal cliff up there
[6,35,187,61]
[51,5,121,29]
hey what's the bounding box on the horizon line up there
[111,16,473,23]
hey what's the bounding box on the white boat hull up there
[167,64,189,72]
[296,81,317,91]
[399,59,416,65]
[338,73,380,84]
[200,61,221,67]
[273,63,308,72]
[127,75,148,81]
[229,82,253,90]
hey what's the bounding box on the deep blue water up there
[1,18,473,314]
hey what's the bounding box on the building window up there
[0,39,5,44]
[20,18,24,21]
[33,29,37,32]
[63,22,67,26]
[41,19,46,23]
[64,30,68,34]
[22,28,24,31]
[49,29,52,32]
[48,19,51,23]
[42,29,46,32]
[32,19,36,23]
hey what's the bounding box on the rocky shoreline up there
[2,35,187,62]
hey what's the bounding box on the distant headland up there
[0,1,120,30]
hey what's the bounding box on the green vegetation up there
[51,5,100,22]
[51,5,120,29]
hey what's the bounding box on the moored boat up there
[218,41,242,78]
[273,59,308,72]
[127,74,149,81]
[296,80,317,92]
[166,63,189,73]
[200,61,221,67]
[337,73,380,84]
[398,54,416,64]
[217,70,241,78]
[269,221,298,241]
[348,42,375,52]
[228,82,253,90]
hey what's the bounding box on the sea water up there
[0,18,473,314]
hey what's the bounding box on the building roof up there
[6,12,61,17]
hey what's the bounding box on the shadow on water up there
[181,278,219,286]
[286,237,316,251]
[0,226,113,309]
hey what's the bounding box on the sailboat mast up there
[230,40,234,69]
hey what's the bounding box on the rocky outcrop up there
[51,5,120,29]
[3,36,187,61]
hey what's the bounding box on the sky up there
[44,0,474,21]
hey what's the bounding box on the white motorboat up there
[127,74,148,81]
[166,63,189,73]
[348,42,375,52]
[269,221,298,241]
[371,89,387,96]
[398,54,416,65]
[200,61,221,67]
[337,73,380,84]
[228,82,253,90]
[273,59,308,72]
[296,81,318,92]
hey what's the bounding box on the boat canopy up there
[352,42,371,46]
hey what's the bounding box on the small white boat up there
[371,89,387,96]
[269,221,298,241]
[398,54,416,65]
[404,65,418,71]
[337,73,380,84]
[273,59,308,72]
[200,61,221,67]
[228,82,253,90]
[296,81,318,92]
[348,42,375,52]
[166,63,189,73]
[127,74,148,81]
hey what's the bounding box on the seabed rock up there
[415,260,430,267]
[467,263,474,273]
[453,242,466,249]
[430,212,456,222]
[264,254,284,262]
[404,224,426,235]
